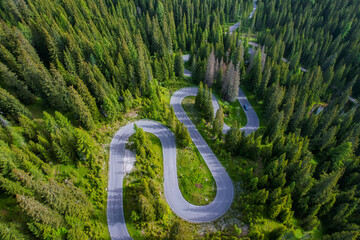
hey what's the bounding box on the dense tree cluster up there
[192,41,243,102]
[0,112,107,239]
[0,0,359,238]
[254,0,360,98]
[125,125,190,239]
[195,82,214,123]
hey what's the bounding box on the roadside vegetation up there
[215,93,247,127]
[123,129,195,239]
[1,0,360,238]
[177,141,216,205]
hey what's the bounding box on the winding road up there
[107,86,259,239]
[108,1,260,238]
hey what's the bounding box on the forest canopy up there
[0,0,359,239]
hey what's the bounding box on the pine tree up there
[195,82,204,109]
[232,44,244,69]
[225,125,242,155]
[213,106,224,137]
[321,231,359,240]
[247,49,262,91]
[16,194,63,228]
[75,128,97,162]
[288,96,308,132]
[222,62,240,102]
[169,220,193,240]
[268,226,286,240]
[168,106,176,130]
[281,85,297,128]
[227,66,240,102]
[309,170,343,210]
[176,122,191,148]
[205,49,216,87]
[264,111,285,140]
[214,68,223,92]
[0,87,31,121]
[0,222,30,239]
[0,62,35,104]
[139,194,156,222]
[203,86,214,123]
[68,86,95,130]
[76,78,100,120]
[174,51,184,77]
[18,115,37,140]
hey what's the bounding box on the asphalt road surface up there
[108,14,260,238]
[107,87,259,239]
[237,88,260,135]
[107,117,234,239]
[229,0,257,34]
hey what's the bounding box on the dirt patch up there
[124,109,139,119]
[195,183,203,189]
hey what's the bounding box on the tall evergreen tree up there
[174,51,184,77]
[205,49,216,87]
[213,106,224,137]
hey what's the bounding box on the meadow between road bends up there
[123,125,217,239]
[123,129,195,239]
[177,142,216,206]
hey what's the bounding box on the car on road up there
[244,104,248,111]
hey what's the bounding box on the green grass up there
[164,77,194,94]
[181,97,203,125]
[53,163,110,239]
[123,132,212,238]
[181,97,247,182]
[213,92,247,127]
[124,133,163,239]
[177,142,216,205]
[240,86,265,127]
[124,183,146,240]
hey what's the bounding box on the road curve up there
[107,88,259,239]
[173,87,259,136]
[109,27,259,239]
[107,118,234,239]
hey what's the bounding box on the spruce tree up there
[195,82,204,110]
[213,106,224,137]
[203,85,214,123]
[16,194,63,228]
[0,87,31,121]
[205,50,216,87]
[68,86,95,130]
[168,106,176,130]
[174,51,184,77]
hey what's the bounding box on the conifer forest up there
[0,0,359,239]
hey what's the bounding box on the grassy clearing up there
[181,97,246,182]
[164,77,194,94]
[123,132,209,238]
[177,142,216,205]
[182,97,202,125]
[213,92,247,127]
